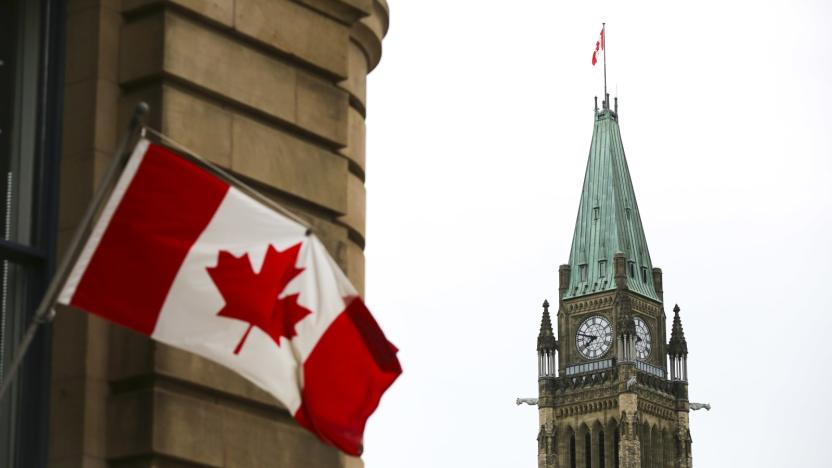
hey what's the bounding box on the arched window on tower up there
[576,424,591,468]
[585,432,592,468]
[640,422,650,468]
[663,429,674,468]
[598,431,605,468]
[652,425,662,468]
[614,429,620,468]
[606,418,618,468]
[570,434,577,468]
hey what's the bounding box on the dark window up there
[598,260,606,278]
[593,207,599,220]
[628,262,635,278]
[614,429,620,468]
[570,434,577,468]
[598,431,605,468]
[641,267,648,283]
[585,432,592,468]
[0,1,63,467]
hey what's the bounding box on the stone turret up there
[537,300,557,377]
[537,300,558,468]
[668,304,689,381]
[669,305,693,467]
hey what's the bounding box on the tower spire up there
[565,95,657,301]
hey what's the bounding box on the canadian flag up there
[57,139,401,456]
[592,27,605,66]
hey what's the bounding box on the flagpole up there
[603,22,607,105]
[0,102,150,402]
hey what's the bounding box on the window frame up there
[0,1,64,466]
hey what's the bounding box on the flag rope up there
[141,126,314,233]
[0,103,150,401]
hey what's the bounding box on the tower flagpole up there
[603,22,607,104]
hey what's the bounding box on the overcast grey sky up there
[361,1,832,466]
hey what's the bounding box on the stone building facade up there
[1,0,388,466]
[535,96,693,468]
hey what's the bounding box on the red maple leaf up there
[206,243,311,354]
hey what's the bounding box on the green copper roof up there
[564,106,659,301]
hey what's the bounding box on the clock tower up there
[535,96,693,468]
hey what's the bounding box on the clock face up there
[576,315,613,359]
[634,316,652,360]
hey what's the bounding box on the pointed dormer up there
[565,97,658,301]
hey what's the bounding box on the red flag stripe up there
[70,144,229,334]
[295,298,401,456]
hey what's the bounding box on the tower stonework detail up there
[535,96,694,468]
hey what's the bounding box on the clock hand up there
[580,337,599,352]
[577,333,598,340]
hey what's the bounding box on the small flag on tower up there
[592,27,605,66]
[56,139,401,456]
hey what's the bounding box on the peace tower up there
[534,95,693,468]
